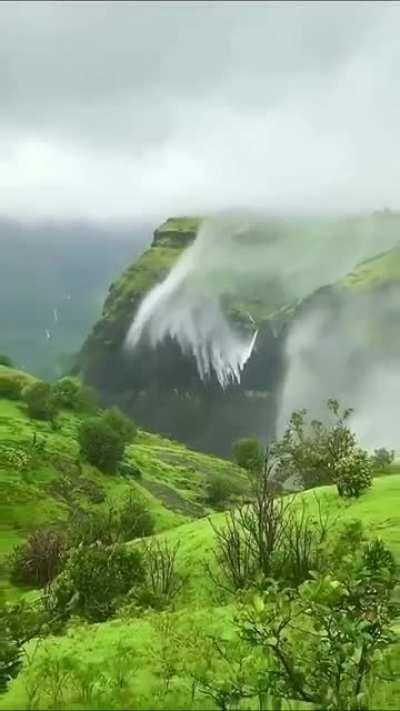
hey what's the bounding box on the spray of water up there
[125,218,258,388]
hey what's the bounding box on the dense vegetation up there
[0,362,399,710]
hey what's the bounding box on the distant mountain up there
[0,218,150,379]
[78,212,400,455]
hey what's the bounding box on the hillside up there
[2,475,400,710]
[0,366,246,599]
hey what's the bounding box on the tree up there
[272,399,372,496]
[51,377,81,410]
[22,381,56,421]
[371,448,395,471]
[78,417,125,473]
[101,407,137,445]
[232,438,264,472]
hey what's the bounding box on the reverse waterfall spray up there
[126,219,258,388]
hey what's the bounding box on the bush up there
[78,417,125,473]
[48,542,145,621]
[51,377,99,413]
[102,407,137,445]
[51,377,82,410]
[333,448,373,498]
[118,460,143,479]
[0,354,14,367]
[118,495,154,541]
[0,601,21,693]
[22,381,56,421]
[205,474,233,508]
[67,508,116,547]
[232,438,264,472]
[0,373,22,400]
[371,447,395,470]
[9,529,67,588]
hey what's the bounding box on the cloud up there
[1,1,400,221]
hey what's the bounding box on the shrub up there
[0,445,30,472]
[22,381,56,421]
[78,417,125,473]
[9,529,67,588]
[233,438,264,472]
[0,373,22,400]
[205,474,233,509]
[0,354,13,367]
[118,460,143,479]
[101,407,137,445]
[371,447,395,470]
[139,539,183,608]
[48,542,145,621]
[51,377,82,410]
[0,601,21,693]
[210,450,330,592]
[272,399,372,494]
[118,495,154,541]
[333,448,373,498]
[67,507,117,547]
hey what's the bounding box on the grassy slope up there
[0,369,246,599]
[2,475,400,710]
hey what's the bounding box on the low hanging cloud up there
[1,1,400,222]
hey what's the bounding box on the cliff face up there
[78,217,287,455]
[78,213,400,456]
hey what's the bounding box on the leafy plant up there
[48,542,145,622]
[78,417,125,473]
[101,407,137,445]
[22,381,56,421]
[118,494,154,541]
[9,528,68,588]
[232,438,264,472]
[371,448,395,470]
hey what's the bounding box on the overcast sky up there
[1,0,400,222]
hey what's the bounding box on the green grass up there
[2,475,400,710]
[0,382,245,598]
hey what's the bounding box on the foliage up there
[210,451,330,592]
[0,445,30,471]
[139,539,183,608]
[8,528,68,588]
[273,399,372,496]
[48,542,145,622]
[372,447,395,470]
[0,373,22,400]
[118,494,154,540]
[118,459,143,479]
[78,416,125,473]
[0,354,14,367]
[333,448,373,498]
[238,556,399,711]
[101,407,137,445]
[22,381,56,421]
[0,599,21,693]
[205,474,234,509]
[50,376,91,412]
[232,437,264,472]
[68,496,154,548]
